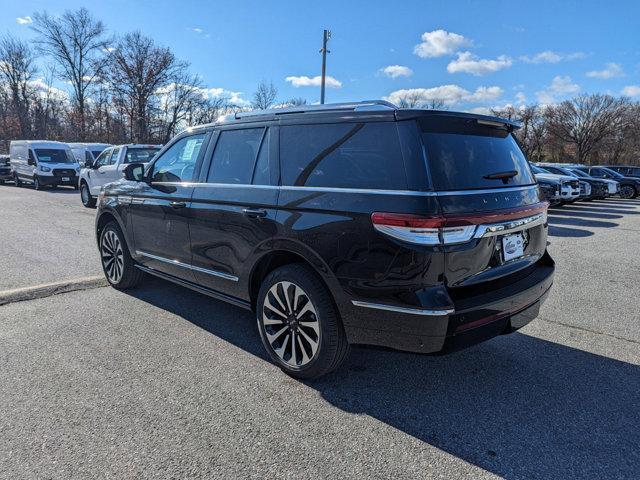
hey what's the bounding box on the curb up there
[0,276,108,306]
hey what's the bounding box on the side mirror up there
[84,159,94,168]
[123,162,145,182]
[27,158,36,166]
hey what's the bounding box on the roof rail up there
[234,100,397,120]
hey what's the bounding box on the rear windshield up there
[34,149,76,163]
[125,147,160,164]
[419,117,535,191]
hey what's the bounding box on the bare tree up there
[0,34,37,137]
[31,7,110,139]
[252,80,277,110]
[396,92,447,110]
[107,31,179,142]
[545,94,628,164]
[158,68,203,142]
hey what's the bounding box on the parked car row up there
[531,161,640,207]
[2,102,638,378]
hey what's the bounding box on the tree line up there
[1,7,638,166]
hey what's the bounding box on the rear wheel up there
[620,185,637,199]
[80,181,96,208]
[99,222,144,289]
[256,264,350,379]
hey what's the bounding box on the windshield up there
[530,164,551,174]
[34,149,76,164]
[419,117,535,190]
[125,147,161,164]
[600,167,624,178]
[568,169,590,178]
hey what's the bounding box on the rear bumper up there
[343,253,554,354]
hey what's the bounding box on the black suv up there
[95,101,555,378]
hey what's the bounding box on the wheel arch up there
[95,209,134,255]
[247,245,340,313]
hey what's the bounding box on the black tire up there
[80,181,96,208]
[256,264,350,379]
[620,185,637,199]
[33,176,42,190]
[13,172,22,187]
[99,222,144,290]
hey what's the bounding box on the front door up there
[129,132,209,281]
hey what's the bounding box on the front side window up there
[150,134,206,183]
[109,148,121,165]
[280,122,407,189]
[207,128,264,184]
[34,149,76,164]
[94,149,112,167]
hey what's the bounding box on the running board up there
[135,264,252,311]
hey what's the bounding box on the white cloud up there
[447,51,512,76]
[586,62,624,79]
[622,85,640,97]
[413,30,472,58]
[198,87,250,107]
[536,75,580,104]
[192,27,203,34]
[28,78,68,101]
[520,51,585,64]
[16,16,32,25]
[515,91,527,104]
[285,75,342,88]
[379,65,413,78]
[384,84,503,106]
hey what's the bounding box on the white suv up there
[79,144,161,207]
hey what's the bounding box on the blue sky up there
[4,0,640,111]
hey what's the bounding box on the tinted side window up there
[207,128,264,184]
[252,128,270,185]
[280,122,407,189]
[151,134,205,183]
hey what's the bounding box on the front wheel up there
[80,181,96,208]
[99,222,144,289]
[620,185,637,199]
[256,264,350,379]
[33,176,42,190]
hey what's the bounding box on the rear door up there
[417,115,546,288]
[188,125,279,299]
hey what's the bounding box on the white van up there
[69,143,111,167]
[10,140,80,190]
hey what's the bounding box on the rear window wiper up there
[483,170,518,184]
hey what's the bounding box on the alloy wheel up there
[261,281,320,367]
[101,230,124,283]
[620,185,635,199]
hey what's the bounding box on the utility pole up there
[320,29,331,104]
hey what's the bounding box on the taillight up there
[372,202,548,246]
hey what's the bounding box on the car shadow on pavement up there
[557,206,639,216]
[547,225,594,238]
[549,209,623,220]
[125,277,639,479]
[547,216,617,229]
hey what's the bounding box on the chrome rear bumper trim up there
[352,300,454,316]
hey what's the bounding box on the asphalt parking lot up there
[0,184,638,479]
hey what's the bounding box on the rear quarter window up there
[419,117,535,191]
[280,122,408,190]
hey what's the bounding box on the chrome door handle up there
[170,201,186,209]
[242,208,267,218]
